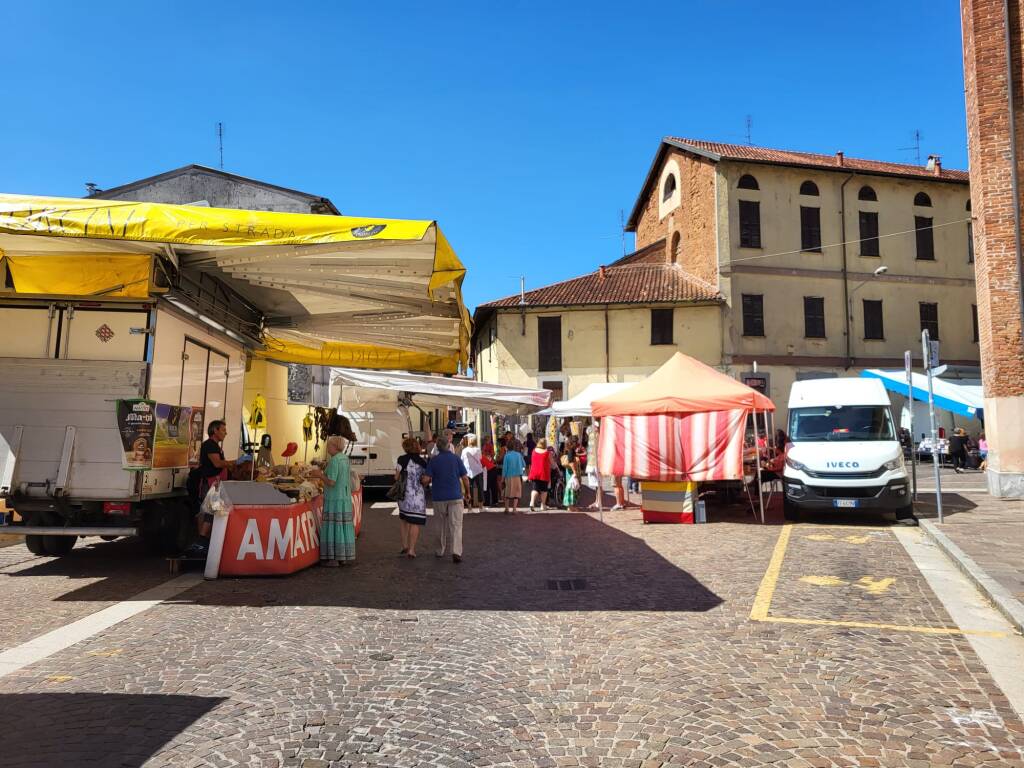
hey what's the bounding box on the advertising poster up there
[154,404,202,468]
[187,406,205,465]
[116,399,156,471]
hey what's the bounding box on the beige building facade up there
[627,138,979,423]
[475,138,980,428]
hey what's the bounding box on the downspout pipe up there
[1004,0,1024,336]
[840,173,855,369]
[604,304,610,382]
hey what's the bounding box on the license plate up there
[833,499,858,508]
[349,456,366,465]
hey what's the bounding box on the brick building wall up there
[962,0,1024,496]
[633,150,719,286]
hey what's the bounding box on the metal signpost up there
[921,330,943,523]
[904,350,918,499]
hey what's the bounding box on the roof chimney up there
[926,155,942,176]
[835,151,844,167]
[599,265,607,280]
[84,182,101,196]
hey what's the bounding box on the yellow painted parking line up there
[750,524,1007,638]
[750,524,792,621]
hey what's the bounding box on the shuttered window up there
[739,200,761,248]
[863,299,884,340]
[915,216,935,260]
[742,294,764,337]
[920,302,939,340]
[803,297,826,338]
[650,308,674,345]
[537,316,562,372]
[859,211,880,256]
[800,206,821,252]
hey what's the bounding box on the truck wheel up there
[142,501,193,556]
[25,534,47,555]
[895,504,918,526]
[43,535,76,556]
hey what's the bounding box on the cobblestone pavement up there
[1,505,1023,768]
[0,536,175,649]
[915,467,1024,603]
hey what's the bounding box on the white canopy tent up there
[537,383,633,417]
[329,367,552,415]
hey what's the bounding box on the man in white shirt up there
[461,434,485,511]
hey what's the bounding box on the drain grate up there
[546,578,587,591]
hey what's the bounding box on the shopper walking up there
[461,434,485,511]
[562,448,580,511]
[978,432,989,470]
[502,439,526,513]
[395,437,427,558]
[528,438,552,512]
[424,435,470,563]
[312,436,354,567]
[949,427,969,473]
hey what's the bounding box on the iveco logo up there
[826,461,860,468]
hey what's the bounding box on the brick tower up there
[962,0,1024,496]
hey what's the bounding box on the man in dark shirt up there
[423,436,470,562]
[196,420,229,538]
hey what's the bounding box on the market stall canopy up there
[0,193,471,374]
[538,382,633,417]
[861,369,984,420]
[591,352,775,417]
[329,367,552,415]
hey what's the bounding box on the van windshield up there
[788,405,895,442]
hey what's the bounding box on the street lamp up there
[848,265,889,364]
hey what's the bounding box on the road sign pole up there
[922,331,943,523]
[905,350,917,500]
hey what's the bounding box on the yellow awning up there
[0,193,471,373]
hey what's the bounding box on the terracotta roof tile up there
[667,137,969,182]
[479,261,721,309]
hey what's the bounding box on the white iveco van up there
[783,378,914,523]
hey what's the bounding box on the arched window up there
[858,185,877,201]
[800,180,819,196]
[670,232,681,265]
[914,192,932,207]
[738,174,759,190]
[663,174,677,201]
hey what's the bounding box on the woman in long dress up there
[314,436,354,567]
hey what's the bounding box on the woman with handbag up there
[393,437,427,558]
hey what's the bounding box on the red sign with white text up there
[218,496,324,576]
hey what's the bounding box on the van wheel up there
[895,504,918,526]
[43,535,76,556]
[783,498,801,522]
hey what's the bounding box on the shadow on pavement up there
[13,509,724,612]
[913,492,980,519]
[0,693,225,767]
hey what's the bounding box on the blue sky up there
[1,1,968,310]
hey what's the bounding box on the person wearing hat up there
[949,427,970,473]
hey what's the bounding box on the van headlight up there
[882,457,904,472]
[785,456,807,472]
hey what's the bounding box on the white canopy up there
[329,367,552,415]
[538,382,633,417]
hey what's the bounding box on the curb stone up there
[919,518,1024,636]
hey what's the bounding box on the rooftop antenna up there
[899,129,922,163]
[745,115,753,145]
[620,209,626,257]
[217,122,224,169]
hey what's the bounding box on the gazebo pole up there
[594,420,604,522]
[754,408,766,524]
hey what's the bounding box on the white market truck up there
[0,295,246,556]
